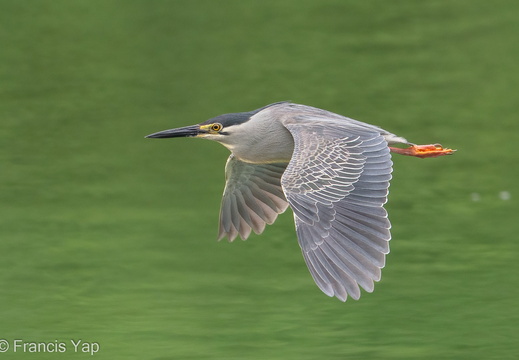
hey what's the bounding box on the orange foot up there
[389,144,456,158]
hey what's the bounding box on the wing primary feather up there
[326,235,382,280]
[321,241,375,293]
[303,252,334,296]
[314,247,357,300]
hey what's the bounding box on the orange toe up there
[389,144,456,158]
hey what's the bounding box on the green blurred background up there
[1,1,517,359]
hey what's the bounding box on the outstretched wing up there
[218,154,289,241]
[281,119,392,301]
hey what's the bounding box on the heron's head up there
[145,102,288,149]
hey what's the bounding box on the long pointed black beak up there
[145,125,200,139]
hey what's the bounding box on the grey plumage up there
[146,102,454,301]
[218,156,288,241]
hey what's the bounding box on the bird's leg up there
[389,143,456,158]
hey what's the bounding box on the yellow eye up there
[211,123,223,132]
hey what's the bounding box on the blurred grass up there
[1,0,518,359]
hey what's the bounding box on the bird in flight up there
[146,102,455,301]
